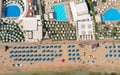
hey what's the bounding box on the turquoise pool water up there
[5,5,21,17]
[102,7,120,21]
[53,4,67,21]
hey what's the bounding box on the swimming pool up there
[53,4,67,21]
[5,5,21,17]
[102,7,120,21]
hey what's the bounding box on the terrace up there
[0,19,25,43]
[43,21,76,41]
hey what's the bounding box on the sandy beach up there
[0,40,120,74]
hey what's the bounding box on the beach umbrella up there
[58,50,62,52]
[42,58,45,61]
[68,58,71,61]
[58,45,61,48]
[9,55,12,58]
[50,50,53,53]
[72,58,75,60]
[67,45,71,48]
[46,46,49,48]
[38,54,41,57]
[13,46,16,49]
[68,53,71,56]
[109,54,112,57]
[22,50,25,53]
[46,54,50,57]
[26,54,29,57]
[50,45,53,48]
[46,58,50,61]
[109,50,112,53]
[118,50,120,52]
[118,54,120,58]
[76,53,79,56]
[30,50,33,52]
[114,54,116,58]
[18,51,21,53]
[113,46,116,48]
[114,50,116,53]
[72,49,75,52]
[34,50,37,53]
[17,54,21,57]
[72,54,75,56]
[42,50,45,53]
[68,50,71,52]
[10,51,13,54]
[22,54,25,57]
[26,50,30,53]
[71,45,75,48]
[58,54,62,57]
[109,46,112,49]
[14,58,17,62]
[50,58,54,62]
[76,49,79,52]
[46,50,50,52]
[54,45,57,48]
[34,54,37,57]
[38,58,41,61]
[105,54,108,58]
[50,54,54,56]
[61,59,65,63]
[25,46,29,48]
[38,46,41,49]
[54,54,57,57]
[34,46,37,49]
[77,57,80,60]
[42,46,45,48]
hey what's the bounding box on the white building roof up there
[33,26,42,40]
[49,12,54,19]
[69,1,91,21]
[23,18,38,31]
[78,21,94,35]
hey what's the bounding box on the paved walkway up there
[0,0,2,18]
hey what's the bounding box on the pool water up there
[5,5,21,17]
[102,7,120,21]
[53,4,67,21]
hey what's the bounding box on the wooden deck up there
[25,0,33,17]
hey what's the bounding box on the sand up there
[0,40,120,74]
